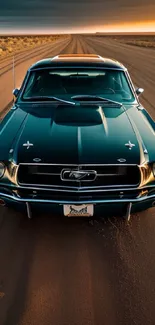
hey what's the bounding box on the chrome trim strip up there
[124,70,139,103]
[17,182,140,189]
[30,67,126,72]
[97,174,124,176]
[2,183,155,193]
[0,184,141,192]
[0,191,155,204]
[21,172,127,177]
[31,173,60,176]
[18,163,138,166]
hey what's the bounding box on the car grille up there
[17,164,140,188]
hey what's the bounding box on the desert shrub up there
[0,34,68,57]
[0,44,7,51]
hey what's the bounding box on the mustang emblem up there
[125,141,135,150]
[23,141,34,150]
[61,169,97,182]
[69,171,90,180]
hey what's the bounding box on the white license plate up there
[63,204,94,217]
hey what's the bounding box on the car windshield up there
[21,68,135,103]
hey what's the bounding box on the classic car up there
[0,54,155,220]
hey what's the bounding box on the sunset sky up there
[0,0,155,34]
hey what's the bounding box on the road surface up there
[0,35,155,325]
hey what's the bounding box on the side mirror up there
[136,88,144,96]
[13,88,20,98]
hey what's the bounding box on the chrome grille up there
[17,164,140,188]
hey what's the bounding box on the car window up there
[21,69,135,103]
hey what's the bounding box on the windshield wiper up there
[23,96,76,106]
[23,95,122,108]
[71,95,122,107]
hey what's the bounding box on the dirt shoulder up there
[95,35,155,49]
[0,35,67,59]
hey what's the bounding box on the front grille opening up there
[17,189,141,201]
[17,164,140,188]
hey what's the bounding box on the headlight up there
[0,163,5,178]
[140,163,153,186]
[153,163,155,177]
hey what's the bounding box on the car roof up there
[29,54,126,71]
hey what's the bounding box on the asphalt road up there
[1,35,155,325]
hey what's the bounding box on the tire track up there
[0,37,71,116]
[84,36,155,118]
[0,38,70,77]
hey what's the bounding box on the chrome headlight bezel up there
[0,162,5,179]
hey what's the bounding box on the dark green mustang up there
[0,54,155,220]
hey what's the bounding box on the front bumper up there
[1,190,155,204]
[1,187,155,218]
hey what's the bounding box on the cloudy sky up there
[0,0,155,34]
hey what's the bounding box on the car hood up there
[3,103,146,165]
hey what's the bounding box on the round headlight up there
[152,163,155,176]
[0,163,5,178]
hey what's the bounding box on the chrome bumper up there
[0,191,155,204]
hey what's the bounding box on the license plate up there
[63,204,94,217]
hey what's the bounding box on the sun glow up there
[1,21,155,35]
[95,21,155,33]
